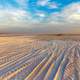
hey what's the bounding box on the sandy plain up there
[0,34,80,80]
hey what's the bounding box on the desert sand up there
[0,35,80,80]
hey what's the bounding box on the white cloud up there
[37,0,58,9]
[37,0,49,6]
[35,10,47,18]
[16,0,27,6]
[0,8,32,26]
[47,2,80,24]
[36,12,46,17]
[0,1,80,31]
[61,2,80,23]
[48,2,59,9]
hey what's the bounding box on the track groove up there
[0,40,80,80]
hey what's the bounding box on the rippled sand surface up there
[0,36,80,80]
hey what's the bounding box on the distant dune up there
[34,34,80,40]
[0,33,80,40]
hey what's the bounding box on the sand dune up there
[0,35,80,80]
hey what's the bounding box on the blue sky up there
[0,0,80,33]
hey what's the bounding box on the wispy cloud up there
[0,0,80,33]
[16,0,27,7]
[47,2,80,24]
[61,2,80,23]
[0,1,80,25]
[37,0,49,6]
[37,0,59,8]
[0,8,32,26]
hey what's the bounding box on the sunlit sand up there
[0,35,80,80]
